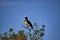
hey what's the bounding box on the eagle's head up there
[24,17,28,25]
[25,17,28,20]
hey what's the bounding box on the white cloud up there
[0,0,23,6]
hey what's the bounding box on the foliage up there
[0,23,45,40]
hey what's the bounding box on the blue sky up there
[0,0,60,40]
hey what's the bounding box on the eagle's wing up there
[27,20,33,29]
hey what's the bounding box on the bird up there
[24,17,33,29]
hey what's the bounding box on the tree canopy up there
[0,23,45,40]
